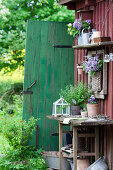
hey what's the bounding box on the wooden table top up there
[47,115,113,126]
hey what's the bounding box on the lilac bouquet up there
[88,95,97,104]
[83,54,103,76]
[67,19,91,37]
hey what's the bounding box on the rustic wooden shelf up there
[47,116,113,170]
[72,41,113,49]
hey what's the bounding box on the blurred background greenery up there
[0,1,75,168]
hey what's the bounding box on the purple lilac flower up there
[85,19,91,24]
[73,19,82,30]
[83,55,100,73]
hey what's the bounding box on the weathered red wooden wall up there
[73,0,113,169]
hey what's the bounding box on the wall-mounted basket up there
[92,71,102,92]
[88,50,107,99]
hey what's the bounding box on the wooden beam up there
[78,152,95,156]
[78,133,95,137]
[60,0,73,5]
[73,127,77,170]
[59,123,63,170]
[75,0,86,11]
[95,127,99,160]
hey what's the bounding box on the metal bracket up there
[53,45,72,48]
[21,80,37,95]
[21,91,33,94]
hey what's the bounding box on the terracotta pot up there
[81,111,88,118]
[77,66,83,75]
[87,103,99,117]
[77,159,90,170]
[92,31,101,39]
[71,106,81,115]
[68,158,90,170]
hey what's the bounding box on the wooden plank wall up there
[74,0,113,169]
[23,21,74,151]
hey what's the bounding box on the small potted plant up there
[59,82,90,115]
[87,95,99,117]
[77,63,83,75]
[67,19,91,45]
[80,104,88,118]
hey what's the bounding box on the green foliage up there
[0,72,23,117]
[0,50,25,73]
[0,147,47,170]
[0,0,75,72]
[2,115,37,149]
[60,82,91,106]
[67,19,91,37]
[0,115,47,169]
[0,134,10,154]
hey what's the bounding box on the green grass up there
[0,134,10,154]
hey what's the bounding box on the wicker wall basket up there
[92,72,102,92]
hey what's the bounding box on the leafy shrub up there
[2,115,37,149]
[0,147,47,170]
[0,116,47,169]
[60,82,91,106]
[0,70,23,117]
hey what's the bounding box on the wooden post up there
[95,126,99,160]
[59,122,63,170]
[73,126,77,170]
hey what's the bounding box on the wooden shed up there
[59,0,113,169]
[23,0,113,169]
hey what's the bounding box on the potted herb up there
[59,82,90,115]
[67,19,91,45]
[80,104,88,118]
[87,95,99,117]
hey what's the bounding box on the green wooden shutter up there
[23,21,74,151]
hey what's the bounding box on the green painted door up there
[23,21,74,151]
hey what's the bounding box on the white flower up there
[70,32,73,35]
[68,23,72,27]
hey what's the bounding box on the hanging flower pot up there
[87,95,99,117]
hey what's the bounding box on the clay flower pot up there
[81,111,88,118]
[77,65,83,75]
[87,103,99,117]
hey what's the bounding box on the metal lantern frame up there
[52,97,70,116]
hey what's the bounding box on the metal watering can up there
[78,30,91,45]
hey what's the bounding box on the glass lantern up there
[52,98,70,117]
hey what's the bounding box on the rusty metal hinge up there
[21,80,37,95]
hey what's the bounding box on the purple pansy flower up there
[88,95,97,104]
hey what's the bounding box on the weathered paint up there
[23,21,74,150]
